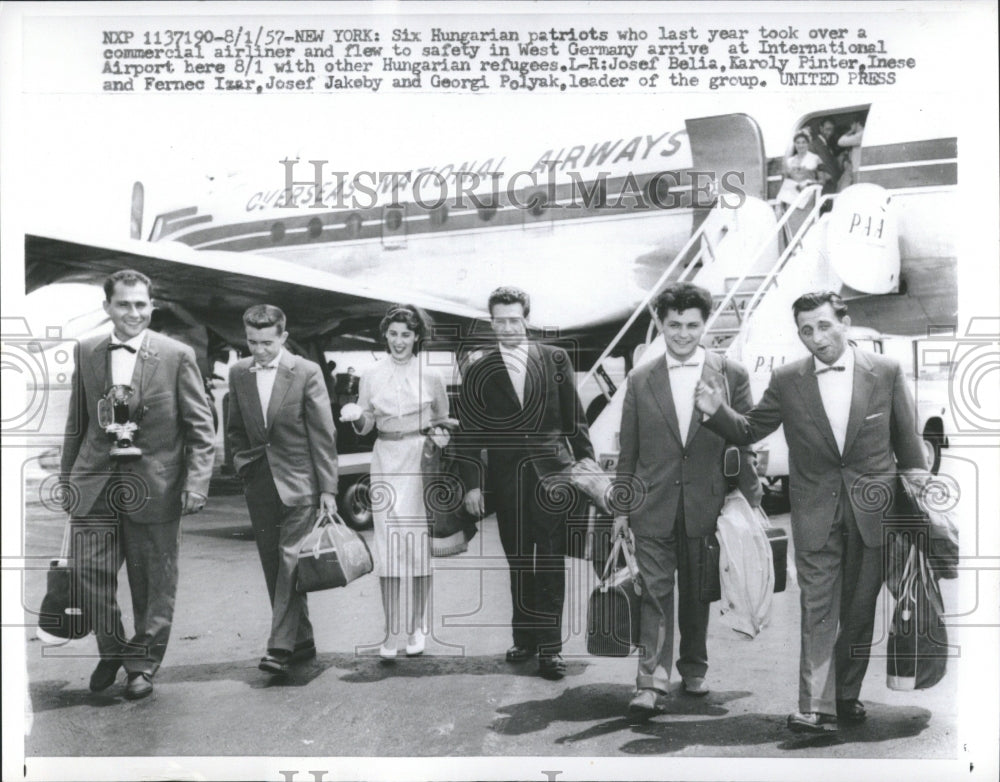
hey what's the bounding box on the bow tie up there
[108,343,137,354]
[250,364,277,373]
[815,365,846,375]
[668,362,699,370]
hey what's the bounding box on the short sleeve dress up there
[355,355,450,577]
[777,150,822,206]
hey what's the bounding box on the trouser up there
[795,488,883,714]
[495,469,568,656]
[71,483,180,677]
[242,458,315,653]
[635,503,711,692]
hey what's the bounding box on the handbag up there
[586,531,642,657]
[886,540,951,690]
[295,510,374,593]
[894,471,959,580]
[422,432,479,557]
[36,524,89,644]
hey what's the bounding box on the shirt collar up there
[814,345,854,375]
[110,330,146,350]
[499,341,530,357]
[665,346,705,370]
[256,349,284,370]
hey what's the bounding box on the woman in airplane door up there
[776,131,822,212]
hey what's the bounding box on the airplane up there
[24,98,958,522]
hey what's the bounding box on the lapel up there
[842,349,877,456]
[264,352,296,433]
[486,347,522,411]
[234,362,266,438]
[646,359,683,446]
[791,358,841,458]
[129,333,159,416]
[689,351,726,446]
[86,335,112,394]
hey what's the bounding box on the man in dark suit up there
[458,286,595,679]
[810,119,842,186]
[614,283,762,719]
[696,291,927,733]
[227,304,339,676]
[60,269,215,700]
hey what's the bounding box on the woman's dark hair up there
[379,304,433,354]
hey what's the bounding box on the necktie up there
[815,365,846,375]
[108,343,136,353]
[250,364,276,373]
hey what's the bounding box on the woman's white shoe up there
[405,630,425,656]
[379,642,398,660]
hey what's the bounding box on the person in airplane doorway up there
[810,118,843,186]
[227,304,339,677]
[695,291,928,733]
[340,304,451,659]
[776,131,822,213]
[613,282,762,720]
[456,286,596,680]
[59,269,215,700]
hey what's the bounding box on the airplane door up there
[685,114,767,202]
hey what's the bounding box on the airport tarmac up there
[20,481,958,763]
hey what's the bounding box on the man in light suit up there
[458,286,595,680]
[227,304,339,676]
[696,291,927,733]
[614,283,762,719]
[60,269,215,700]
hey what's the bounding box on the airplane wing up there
[25,233,494,351]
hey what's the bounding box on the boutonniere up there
[139,348,151,361]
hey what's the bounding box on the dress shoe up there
[258,650,291,675]
[88,658,122,692]
[627,689,661,721]
[288,641,317,664]
[836,698,867,722]
[124,672,153,701]
[405,630,425,657]
[682,676,709,696]
[787,711,838,733]
[538,654,566,680]
[505,645,535,663]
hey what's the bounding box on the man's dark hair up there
[488,286,531,318]
[243,304,287,334]
[792,291,848,322]
[379,304,433,354]
[104,269,152,301]
[653,282,714,322]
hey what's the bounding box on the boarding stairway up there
[580,184,838,469]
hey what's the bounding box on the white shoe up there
[379,642,397,660]
[405,630,425,656]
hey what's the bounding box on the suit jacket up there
[617,351,761,538]
[60,331,215,524]
[704,348,926,552]
[457,342,594,497]
[809,133,842,182]
[227,351,338,506]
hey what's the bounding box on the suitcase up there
[765,527,788,593]
[586,532,642,657]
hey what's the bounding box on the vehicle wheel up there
[922,436,942,474]
[339,476,373,530]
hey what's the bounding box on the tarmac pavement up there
[20,482,960,767]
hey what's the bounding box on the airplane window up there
[345,212,363,237]
[307,217,323,239]
[527,192,548,217]
[430,205,449,226]
[270,222,286,242]
[385,209,403,231]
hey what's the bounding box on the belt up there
[377,429,423,441]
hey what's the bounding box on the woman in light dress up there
[339,305,451,659]
[776,131,822,211]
